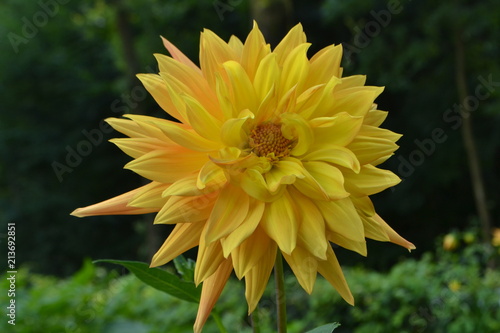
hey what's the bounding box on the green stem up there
[251,307,262,333]
[211,311,227,333]
[274,251,287,333]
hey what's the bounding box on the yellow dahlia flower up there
[72,22,414,332]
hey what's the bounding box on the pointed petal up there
[128,181,170,208]
[232,227,272,279]
[303,145,360,173]
[71,185,158,217]
[221,199,265,257]
[343,165,401,196]
[274,23,307,65]
[283,246,317,294]
[241,21,271,81]
[205,183,250,243]
[222,60,259,114]
[309,112,363,148]
[279,43,310,95]
[124,149,207,184]
[317,246,354,305]
[308,44,343,85]
[150,222,204,267]
[261,191,298,255]
[154,194,215,224]
[193,259,233,333]
[374,214,415,250]
[329,232,367,257]
[316,198,365,242]
[160,35,201,73]
[194,226,226,285]
[303,161,350,200]
[200,28,237,87]
[245,242,277,314]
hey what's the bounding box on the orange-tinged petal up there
[193,258,233,333]
[154,194,215,224]
[163,172,225,197]
[194,226,226,285]
[128,181,170,209]
[205,183,250,243]
[71,185,158,217]
[136,74,187,123]
[261,191,298,254]
[160,35,201,73]
[200,28,237,87]
[127,114,221,152]
[150,222,204,267]
[317,246,354,305]
[109,137,172,159]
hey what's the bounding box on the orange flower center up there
[249,123,293,158]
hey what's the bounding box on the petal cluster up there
[72,22,414,332]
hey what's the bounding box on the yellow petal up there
[109,137,170,159]
[374,214,416,250]
[197,161,226,189]
[317,246,354,305]
[71,186,159,217]
[253,53,280,102]
[241,21,271,81]
[350,196,375,217]
[274,23,307,65]
[265,158,305,192]
[260,191,298,255]
[240,168,286,202]
[316,198,365,242]
[329,86,384,117]
[183,94,223,140]
[194,259,233,333]
[308,44,343,85]
[194,226,225,285]
[222,60,259,114]
[124,150,207,184]
[279,43,310,95]
[329,232,367,257]
[309,112,363,148]
[364,109,388,126]
[283,247,317,294]
[136,74,187,123]
[160,36,201,73]
[220,109,254,148]
[343,165,401,196]
[347,136,399,166]
[221,199,265,257]
[205,183,250,243]
[127,114,220,152]
[245,242,277,314]
[128,181,170,208]
[154,194,215,224]
[150,222,204,267]
[303,145,360,173]
[280,112,314,156]
[359,214,390,242]
[232,226,272,279]
[290,188,328,260]
[302,161,349,200]
[200,28,237,87]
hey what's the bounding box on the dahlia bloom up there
[72,22,414,332]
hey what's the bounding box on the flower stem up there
[274,251,287,333]
[211,311,227,333]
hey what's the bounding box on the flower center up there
[249,123,293,158]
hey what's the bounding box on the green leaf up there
[306,323,341,333]
[95,259,200,303]
[173,254,196,282]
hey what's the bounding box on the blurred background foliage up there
[0,0,499,284]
